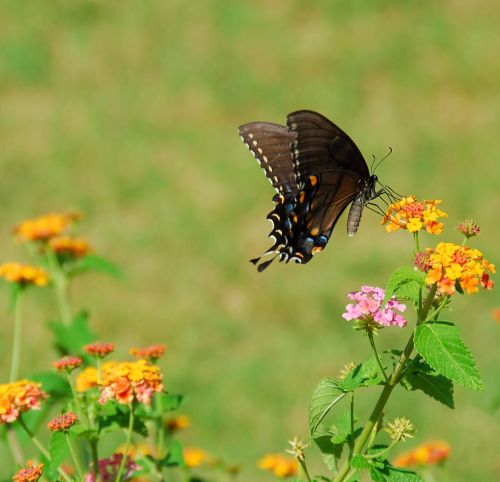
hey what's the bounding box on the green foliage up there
[97,401,148,437]
[414,321,483,390]
[384,266,425,305]
[309,378,346,435]
[158,439,185,467]
[402,359,454,408]
[336,358,384,392]
[48,432,69,479]
[48,311,97,357]
[30,371,71,399]
[69,254,123,279]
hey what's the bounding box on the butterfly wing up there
[287,110,369,183]
[238,122,299,198]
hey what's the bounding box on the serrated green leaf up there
[309,378,346,435]
[383,465,424,481]
[414,321,483,390]
[402,361,454,409]
[49,431,69,471]
[70,254,123,279]
[97,403,148,437]
[68,424,97,440]
[336,358,384,392]
[370,466,387,482]
[384,266,425,304]
[48,311,97,357]
[312,424,337,454]
[330,411,355,444]
[350,454,370,469]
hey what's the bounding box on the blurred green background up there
[0,1,499,480]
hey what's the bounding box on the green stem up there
[45,247,72,325]
[115,404,135,482]
[6,426,24,466]
[299,458,312,482]
[363,440,397,459]
[66,433,85,481]
[368,332,389,383]
[18,417,72,482]
[413,232,420,253]
[333,285,438,482]
[90,439,101,481]
[9,288,24,382]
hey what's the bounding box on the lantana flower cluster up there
[394,441,451,468]
[129,344,166,361]
[258,453,298,478]
[382,196,447,234]
[417,242,495,295]
[0,380,47,424]
[47,412,78,432]
[86,454,138,482]
[0,263,49,287]
[14,212,80,242]
[49,237,90,258]
[12,461,44,482]
[342,285,407,328]
[99,359,163,405]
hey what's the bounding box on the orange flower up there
[394,441,451,467]
[166,414,190,431]
[85,342,115,358]
[258,454,298,478]
[382,196,447,235]
[419,242,495,295]
[0,381,47,424]
[47,412,78,432]
[129,344,166,361]
[49,237,90,258]
[99,360,163,405]
[12,461,44,482]
[14,213,81,242]
[183,447,211,468]
[0,263,49,287]
[54,356,83,373]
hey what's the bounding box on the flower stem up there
[45,247,72,325]
[413,232,420,253]
[367,332,389,383]
[18,417,72,482]
[65,433,85,481]
[90,439,101,481]
[333,285,438,482]
[9,288,24,382]
[299,458,312,482]
[115,404,135,482]
[6,426,24,466]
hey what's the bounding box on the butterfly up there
[239,110,396,271]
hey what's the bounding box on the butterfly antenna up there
[366,202,387,217]
[372,147,393,174]
[370,154,377,172]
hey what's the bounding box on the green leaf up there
[49,432,69,472]
[350,454,370,470]
[383,465,423,481]
[159,439,185,467]
[68,424,97,440]
[312,424,337,454]
[48,311,97,357]
[336,358,384,392]
[402,360,454,408]
[97,402,148,437]
[414,321,483,389]
[309,378,346,435]
[370,466,387,482]
[330,411,357,444]
[30,371,71,399]
[137,392,184,418]
[70,254,123,279]
[384,266,425,304]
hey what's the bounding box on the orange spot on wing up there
[310,227,319,236]
[309,175,318,187]
[312,246,323,255]
[299,191,306,203]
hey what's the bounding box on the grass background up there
[0,1,499,480]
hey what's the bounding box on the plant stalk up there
[9,288,24,382]
[115,404,135,482]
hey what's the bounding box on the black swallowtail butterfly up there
[239,110,394,271]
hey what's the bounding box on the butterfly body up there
[239,110,384,271]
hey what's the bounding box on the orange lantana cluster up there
[47,412,78,432]
[14,213,80,242]
[129,344,166,361]
[258,454,298,478]
[0,263,49,287]
[99,359,163,405]
[417,242,495,295]
[0,380,47,424]
[382,196,447,234]
[394,441,451,467]
[49,237,90,258]
[12,461,44,482]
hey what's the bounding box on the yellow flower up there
[99,360,163,405]
[0,263,49,286]
[183,447,211,468]
[258,454,298,478]
[76,367,99,392]
[0,381,48,424]
[420,242,495,295]
[166,414,190,431]
[382,196,447,234]
[14,213,81,242]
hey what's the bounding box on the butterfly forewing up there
[238,122,299,198]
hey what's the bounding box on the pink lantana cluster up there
[85,454,138,482]
[342,285,407,328]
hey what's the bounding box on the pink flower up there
[342,285,407,328]
[85,454,138,482]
